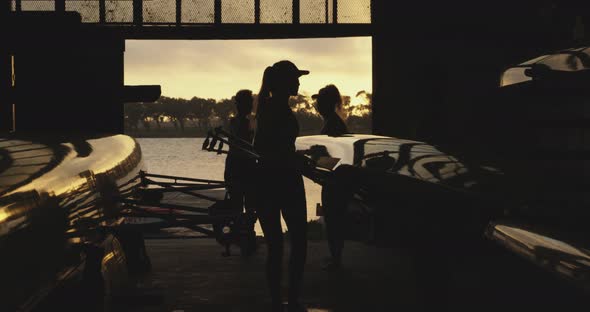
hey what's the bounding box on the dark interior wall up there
[7,13,125,134]
[0,52,11,133]
[371,1,588,145]
[371,1,590,215]
[1,2,11,132]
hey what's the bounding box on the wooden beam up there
[293,0,300,24]
[214,0,221,24]
[333,0,337,24]
[254,0,260,24]
[2,0,10,14]
[133,0,143,25]
[176,0,182,26]
[107,24,372,40]
[55,0,65,12]
[325,0,329,23]
[99,0,105,24]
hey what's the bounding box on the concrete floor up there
[109,238,416,312]
[35,234,586,312]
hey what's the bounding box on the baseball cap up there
[312,84,342,117]
[311,84,341,102]
[272,60,310,78]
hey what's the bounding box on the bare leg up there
[257,199,284,308]
[281,179,307,306]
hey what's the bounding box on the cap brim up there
[311,94,318,99]
[298,70,310,76]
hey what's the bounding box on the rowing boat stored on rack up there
[0,133,148,311]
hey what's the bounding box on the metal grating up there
[21,0,55,11]
[144,0,176,24]
[9,0,371,25]
[337,0,370,23]
[182,0,215,23]
[222,0,255,23]
[65,0,100,23]
[260,0,291,24]
[300,0,326,24]
[106,0,133,23]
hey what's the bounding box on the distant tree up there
[342,95,351,112]
[141,117,151,131]
[123,91,373,136]
[289,94,315,114]
[214,98,235,129]
[189,97,215,130]
[347,90,373,133]
[287,94,320,134]
[124,102,144,131]
[353,90,372,117]
[145,102,163,129]
[161,97,190,131]
[356,90,372,103]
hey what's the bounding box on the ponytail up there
[255,66,273,121]
[253,66,274,147]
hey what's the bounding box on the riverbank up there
[126,128,211,138]
[125,127,371,138]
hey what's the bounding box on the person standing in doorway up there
[224,89,257,255]
[253,60,309,312]
[313,84,350,271]
[313,84,349,137]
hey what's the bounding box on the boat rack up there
[120,171,254,256]
[117,126,334,257]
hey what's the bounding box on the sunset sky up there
[124,37,372,104]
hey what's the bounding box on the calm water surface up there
[136,138,322,234]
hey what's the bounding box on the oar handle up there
[203,127,331,185]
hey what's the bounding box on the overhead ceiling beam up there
[97,24,372,40]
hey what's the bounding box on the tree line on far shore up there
[124,91,372,137]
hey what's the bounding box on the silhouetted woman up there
[224,89,257,254]
[313,84,350,270]
[313,84,348,137]
[253,60,309,312]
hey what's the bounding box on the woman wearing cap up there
[253,60,309,312]
[313,84,350,271]
[313,84,349,137]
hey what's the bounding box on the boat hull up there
[0,133,145,310]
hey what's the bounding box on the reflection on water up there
[136,138,322,235]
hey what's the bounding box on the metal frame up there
[203,126,332,185]
[119,170,251,256]
[11,0,369,26]
[107,24,371,40]
[10,0,371,39]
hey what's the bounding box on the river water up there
[136,137,322,235]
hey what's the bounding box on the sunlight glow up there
[124,37,372,103]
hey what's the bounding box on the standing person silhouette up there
[312,84,350,271]
[313,84,349,137]
[253,60,309,312]
[224,89,257,255]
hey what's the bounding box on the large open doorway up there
[123,37,372,235]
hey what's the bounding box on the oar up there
[203,127,341,185]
